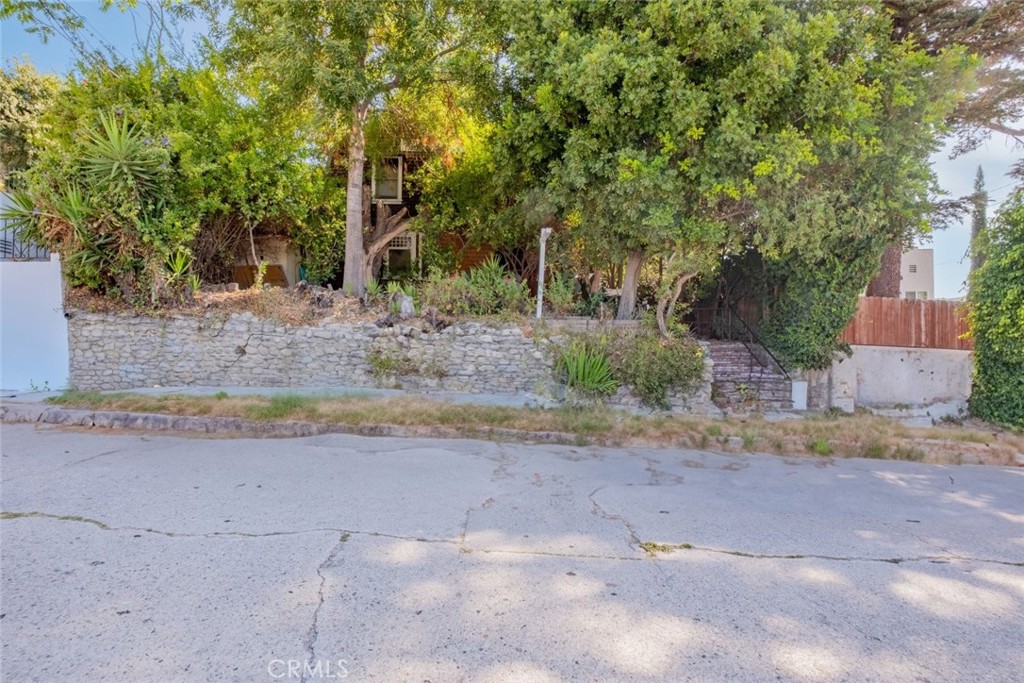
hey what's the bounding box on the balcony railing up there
[0,221,50,261]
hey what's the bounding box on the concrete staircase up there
[706,340,793,411]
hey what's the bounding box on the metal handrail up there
[726,301,790,381]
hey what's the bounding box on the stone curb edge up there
[0,402,579,445]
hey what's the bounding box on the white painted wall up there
[900,248,935,300]
[805,344,972,418]
[0,254,69,391]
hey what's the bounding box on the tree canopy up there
[488,0,970,320]
[211,0,493,295]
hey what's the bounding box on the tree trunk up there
[616,250,645,320]
[246,220,263,289]
[588,267,602,294]
[363,218,411,285]
[865,244,902,297]
[656,272,696,338]
[342,102,370,296]
[362,199,411,285]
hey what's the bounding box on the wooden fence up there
[839,297,972,350]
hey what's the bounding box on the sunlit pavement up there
[2,423,1022,682]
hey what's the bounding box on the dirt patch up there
[66,286,381,326]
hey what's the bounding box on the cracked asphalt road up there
[1,424,1022,682]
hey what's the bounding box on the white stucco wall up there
[900,248,935,300]
[0,255,69,392]
[805,344,972,417]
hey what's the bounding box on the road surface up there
[1,424,1022,681]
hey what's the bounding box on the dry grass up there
[48,391,1024,466]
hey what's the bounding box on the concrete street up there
[1,423,1022,682]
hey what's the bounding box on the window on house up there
[372,157,402,203]
[917,291,928,300]
[908,264,917,273]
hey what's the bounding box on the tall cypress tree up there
[970,166,988,274]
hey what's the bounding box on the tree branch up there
[983,120,1024,142]
[365,216,411,257]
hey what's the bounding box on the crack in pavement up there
[0,448,125,484]
[0,511,456,545]
[459,497,496,554]
[302,532,349,683]
[643,542,1024,568]
[3,510,1022,568]
[588,486,642,548]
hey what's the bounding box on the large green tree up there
[215,0,489,296]
[494,0,969,320]
[0,59,58,190]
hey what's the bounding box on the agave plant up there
[82,111,165,192]
[559,341,618,397]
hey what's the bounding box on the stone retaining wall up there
[67,311,718,414]
[69,312,554,395]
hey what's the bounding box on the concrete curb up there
[0,402,580,445]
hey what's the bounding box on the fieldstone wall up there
[67,311,719,414]
[68,311,556,395]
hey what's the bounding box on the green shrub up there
[968,191,1024,427]
[420,257,529,316]
[612,329,706,409]
[559,325,706,409]
[558,341,618,397]
[544,272,576,315]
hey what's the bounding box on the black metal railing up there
[0,222,50,261]
[727,301,790,381]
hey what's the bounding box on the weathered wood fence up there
[839,297,972,350]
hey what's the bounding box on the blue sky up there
[2,2,1020,299]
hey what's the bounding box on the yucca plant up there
[165,248,192,285]
[83,111,165,192]
[559,341,618,397]
[0,189,42,241]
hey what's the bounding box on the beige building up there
[900,248,934,300]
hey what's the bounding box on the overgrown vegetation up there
[557,323,706,409]
[3,0,1015,368]
[968,191,1024,427]
[1,59,322,302]
[419,257,530,317]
